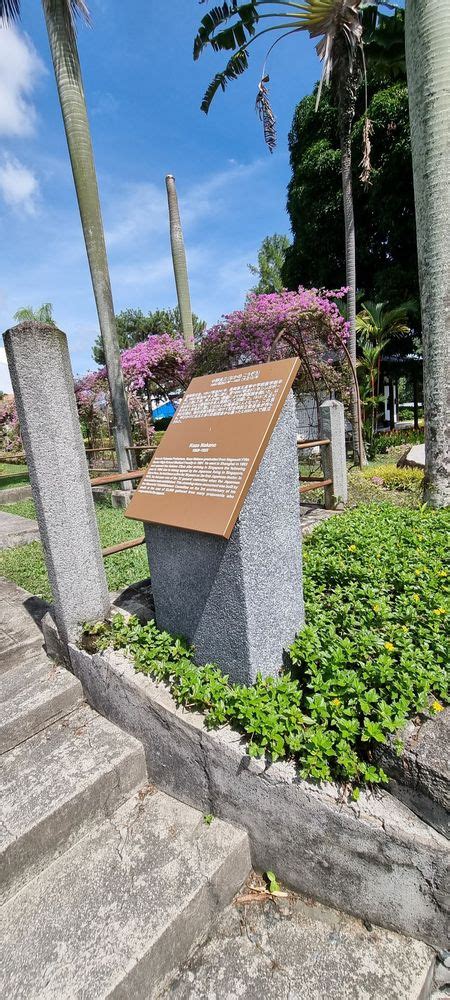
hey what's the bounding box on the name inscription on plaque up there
[125,356,300,538]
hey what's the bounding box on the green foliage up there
[370,428,424,457]
[0,463,29,489]
[283,83,419,312]
[362,464,423,493]
[203,814,214,826]
[92,307,206,365]
[0,498,148,600]
[83,506,449,788]
[265,871,281,894]
[248,234,291,294]
[13,303,56,325]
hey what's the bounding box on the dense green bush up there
[370,428,424,457]
[84,505,449,790]
[362,464,423,492]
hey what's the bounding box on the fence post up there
[4,322,111,642]
[320,400,348,509]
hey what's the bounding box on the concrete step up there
[0,578,48,672]
[2,789,251,1000]
[165,890,435,1000]
[0,654,83,752]
[1,704,147,902]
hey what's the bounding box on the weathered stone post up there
[144,393,304,685]
[320,399,348,509]
[4,323,110,642]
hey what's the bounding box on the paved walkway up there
[0,511,40,549]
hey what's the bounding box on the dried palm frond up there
[255,75,276,152]
[360,115,373,186]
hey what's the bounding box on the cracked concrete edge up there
[48,619,449,950]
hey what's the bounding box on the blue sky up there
[0,0,320,391]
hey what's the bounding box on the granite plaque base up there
[144,393,304,685]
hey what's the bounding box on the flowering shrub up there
[192,287,351,397]
[0,396,21,454]
[363,464,423,493]
[83,504,449,789]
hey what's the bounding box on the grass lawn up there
[0,462,30,489]
[0,497,148,599]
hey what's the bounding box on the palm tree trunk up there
[405,0,450,507]
[337,58,365,467]
[42,0,132,480]
[165,175,194,350]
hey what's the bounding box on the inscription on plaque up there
[126,356,300,538]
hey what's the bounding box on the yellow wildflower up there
[413,594,420,602]
[432,700,444,712]
[373,604,380,612]
[433,608,446,615]
[348,544,357,552]
[331,697,341,707]
[384,641,395,652]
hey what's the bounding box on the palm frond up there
[0,0,20,23]
[201,48,250,114]
[70,1,91,27]
[255,75,276,152]
[194,2,258,60]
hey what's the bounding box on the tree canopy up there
[283,81,419,310]
[248,234,291,295]
[92,307,206,364]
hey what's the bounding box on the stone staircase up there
[1,580,251,999]
[0,579,442,999]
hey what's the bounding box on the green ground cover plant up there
[0,462,29,489]
[0,498,147,598]
[84,504,449,789]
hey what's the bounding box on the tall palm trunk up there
[335,45,365,467]
[165,175,194,350]
[42,0,132,478]
[405,0,450,507]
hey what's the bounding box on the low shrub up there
[362,464,423,492]
[370,428,424,457]
[84,505,449,790]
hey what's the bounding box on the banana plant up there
[1,0,133,477]
[194,0,366,464]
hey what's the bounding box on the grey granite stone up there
[145,393,304,684]
[320,399,348,508]
[3,323,111,641]
[376,709,450,838]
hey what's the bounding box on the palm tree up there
[165,175,195,350]
[194,0,366,463]
[13,303,56,325]
[1,0,133,478]
[356,300,414,441]
[404,0,450,508]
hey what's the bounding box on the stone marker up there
[4,323,110,642]
[144,392,304,685]
[319,399,348,509]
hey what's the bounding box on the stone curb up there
[42,614,449,951]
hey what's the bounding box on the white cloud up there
[0,154,39,214]
[0,347,13,393]
[0,23,45,137]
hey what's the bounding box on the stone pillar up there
[320,400,348,509]
[4,323,110,642]
[144,393,304,685]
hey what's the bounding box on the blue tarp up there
[152,401,175,421]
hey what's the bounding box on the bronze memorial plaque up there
[125,356,300,538]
